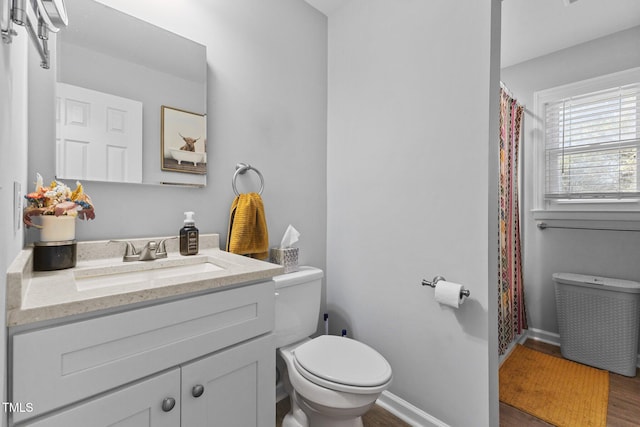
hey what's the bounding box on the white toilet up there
[274,267,392,427]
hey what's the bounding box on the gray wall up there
[327,1,500,425]
[28,0,328,273]
[501,26,640,338]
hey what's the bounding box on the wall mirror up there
[55,0,207,186]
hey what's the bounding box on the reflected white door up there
[56,83,143,183]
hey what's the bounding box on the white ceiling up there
[501,0,640,67]
[304,0,640,68]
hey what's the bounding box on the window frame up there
[532,67,640,222]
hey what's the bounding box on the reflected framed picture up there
[161,105,207,175]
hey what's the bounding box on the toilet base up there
[281,390,309,427]
[283,390,373,427]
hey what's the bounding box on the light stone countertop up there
[6,234,284,327]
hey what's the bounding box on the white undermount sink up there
[74,256,225,291]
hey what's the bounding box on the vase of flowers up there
[23,174,95,270]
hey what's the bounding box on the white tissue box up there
[270,247,299,273]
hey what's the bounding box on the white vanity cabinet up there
[9,281,276,426]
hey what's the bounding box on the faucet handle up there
[108,240,139,262]
[156,237,177,259]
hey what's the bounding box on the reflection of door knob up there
[161,397,176,412]
[192,384,205,398]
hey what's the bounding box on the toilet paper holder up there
[421,276,471,298]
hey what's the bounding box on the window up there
[545,84,640,199]
[533,68,640,220]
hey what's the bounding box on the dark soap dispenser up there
[180,211,199,255]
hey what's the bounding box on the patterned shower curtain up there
[498,86,527,355]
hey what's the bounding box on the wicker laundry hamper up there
[554,273,640,377]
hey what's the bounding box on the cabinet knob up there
[161,397,176,412]
[192,384,205,398]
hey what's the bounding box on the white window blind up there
[544,83,640,199]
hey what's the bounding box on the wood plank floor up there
[500,339,640,427]
[277,339,640,426]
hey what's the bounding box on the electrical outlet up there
[14,181,22,233]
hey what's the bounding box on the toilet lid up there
[293,335,392,387]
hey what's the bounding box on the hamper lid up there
[553,273,640,293]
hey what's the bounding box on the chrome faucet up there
[109,238,175,262]
[138,241,158,261]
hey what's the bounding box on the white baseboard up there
[376,390,449,427]
[524,327,560,347]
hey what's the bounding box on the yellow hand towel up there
[226,192,269,259]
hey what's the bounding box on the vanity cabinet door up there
[181,334,275,427]
[21,368,180,427]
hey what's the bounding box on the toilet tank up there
[273,266,324,348]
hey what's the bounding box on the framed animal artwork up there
[161,105,207,175]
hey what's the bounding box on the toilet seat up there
[292,335,392,394]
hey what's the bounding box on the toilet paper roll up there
[434,280,466,308]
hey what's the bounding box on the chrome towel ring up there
[232,163,264,196]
